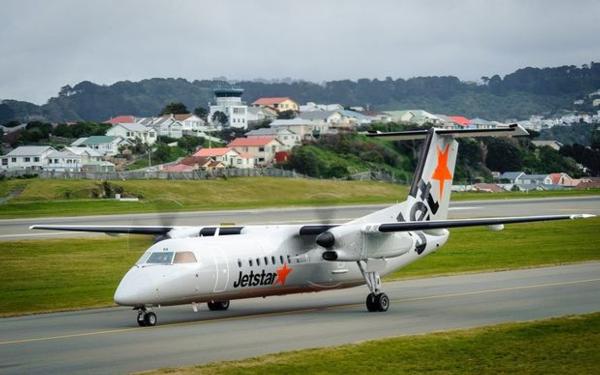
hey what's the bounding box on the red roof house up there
[448,116,470,127]
[227,137,277,148]
[105,115,136,125]
[193,147,235,157]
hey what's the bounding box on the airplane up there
[31,124,595,327]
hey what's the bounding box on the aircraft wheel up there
[143,312,157,326]
[376,293,389,312]
[366,293,378,312]
[207,300,230,311]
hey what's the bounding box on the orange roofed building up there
[227,136,283,166]
[193,147,254,169]
[252,97,299,113]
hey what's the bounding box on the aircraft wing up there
[369,214,595,233]
[29,225,173,235]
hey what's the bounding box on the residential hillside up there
[2,63,600,123]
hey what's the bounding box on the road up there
[1,196,599,241]
[0,262,599,374]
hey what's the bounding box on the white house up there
[1,145,54,171]
[72,136,130,156]
[150,118,184,139]
[107,123,157,145]
[64,146,103,163]
[164,114,206,132]
[45,149,82,172]
[270,118,329,139]
[245,127,301,150]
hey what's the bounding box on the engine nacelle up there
[318,224,414,261]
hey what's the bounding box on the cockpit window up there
[147,252,174,264]
[173,251,197,264]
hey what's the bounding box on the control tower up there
[208,88,248,129]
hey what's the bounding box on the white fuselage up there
[113,225,449,307]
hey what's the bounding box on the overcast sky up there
[1,0,599,104]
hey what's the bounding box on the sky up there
[1,0,599,104]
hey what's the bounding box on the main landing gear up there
[357,261,389,312]
[136,307,157,327]
[207,300,230,311]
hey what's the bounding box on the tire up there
[144,312,157,326]
[207,300,230,311]
[376,293,389,312]
[366,293,378,312]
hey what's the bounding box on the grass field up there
[1,217,598,316]
[148,313,600,374]
[0,177,598,219]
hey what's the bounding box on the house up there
[532,140,563,151]
[448,116,471,127]
[549,173,576,186]
[227,137,283,166]
[161,164,196,173]
[159,114,206,133]
[270,118,328,139]
[247,107,277,123]
[208,88,248,129]
[384,110,441,126]
[194,147,239,167]
[298,110,345,125]
[72,136,130,156]
[107,123,157,144]
[252,97,299,113]
[105,115,136,125]
[45,149,82,172]
[497,171,525,184]
[469,118,496,129]
[473,183,505,193]
[520,174,553,185]
[245,127,301,149]
[64,146,103,163]
[299,102,344,112]
[150,118,183,139]
[1,145,54,171]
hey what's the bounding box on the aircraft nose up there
[114,267,159,306]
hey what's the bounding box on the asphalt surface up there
[1,196,599,241]
[1,262,599,374]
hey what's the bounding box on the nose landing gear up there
[207,300,230,311]
[136,307,157,326]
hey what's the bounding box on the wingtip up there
[569,214,596,219]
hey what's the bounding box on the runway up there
[1,196,599,240]
[1,262,599,374]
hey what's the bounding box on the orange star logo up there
[431,144,452,200]
[274,263,293,286]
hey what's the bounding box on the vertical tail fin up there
[407,130,458,221]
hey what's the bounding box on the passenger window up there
[249,259,253,267]
[271,256,276,265]
[287,255,291,264]
[173,251,197,263]
[264,257,268,265]
[257,258,261,266]
[280,255,284,264]
[237,259,242,268]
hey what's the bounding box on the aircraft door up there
[211,248,230,293]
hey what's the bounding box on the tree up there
[159,102,189,116]
[211,111,228,126]
[484,138,522,172]
[193,106,208,120]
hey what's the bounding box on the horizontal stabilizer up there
[365,124,528,140]
[366,214,595,233]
